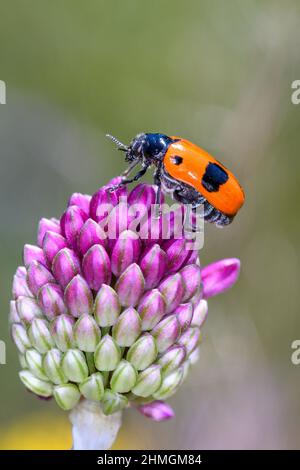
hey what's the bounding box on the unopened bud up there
[54,384,80,410]
[61,349,89,383]
[132,364,162,398]
[127,334,157,370]
[94,335,121,371]
[19,370,52,397]
[79,372,104,401]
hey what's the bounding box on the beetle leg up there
[122,160,140,177]
[108,165,149,192]
[154,164,163,218]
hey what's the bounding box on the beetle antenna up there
[106,134,128,151]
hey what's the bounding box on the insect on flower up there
[107,133,245,226]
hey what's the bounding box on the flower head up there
[10,179,240,420]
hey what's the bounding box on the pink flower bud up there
[68,192,91,215]
[111,230,141,276]
[16,296,43,325]
[12,266,33,299]
[201,258,241,298]
[77,218,107,255]
[64,275,93,317]
[115,263,145,307]
[51,314,75,352]
[178,327,201,355]
[52,248,80,289]
[23,244,47,268]
[94,284,121,327]
[112,307,141,347]
[159,273,184,314]
[163,238,191,274]
[37,217,60,247]
[82,244,111,291]
[191,299,208,328]
[139,244,167,289]
[60,205,87,249]
[43,231,67,264]
[151,315,180,353]
[180,264,201,302]
[138,400,175,422]
[138,289,166,331]
[26,261,54,296]
[37,283,67,320]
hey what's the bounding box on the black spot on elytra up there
[171,155,183,165]
[201,162,228,192]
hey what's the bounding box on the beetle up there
[106,132,245,226]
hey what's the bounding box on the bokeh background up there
[0,0,300,449]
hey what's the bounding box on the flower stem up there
[69,399,122,450]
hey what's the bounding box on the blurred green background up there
[1,0,300,449]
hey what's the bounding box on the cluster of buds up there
[10,178,240,421]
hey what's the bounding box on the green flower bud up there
[112,307,141,347]
[11,323,31,354]
[62,349,89,383]
[94,284,121,327]
[102,389,128,415]
[54,383,80,410]
[132,364,162,398]
[74,314,101,352]
[19,354,27,369]
[110,360,137,393]
[126,334,157,370]
[43,348,67,384]
[79,372,104,401]
[153,367,184,400]
[19,370,52,397]
[94,335,121,371]
[158,345,186,376]
[25,349,49,381]
[28,318,54,353]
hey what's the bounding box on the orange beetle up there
[107,133,245,226]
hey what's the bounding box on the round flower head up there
[10,178,241,421]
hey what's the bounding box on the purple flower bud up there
[37,283,67,320]
[139,244,167,289]
[37,218,61,247]
[127,333,157,370]
[64,275,93,317]
[112,307,141,347]
[180,264,201,302]
[159,273,184,314]
[115,263,145,307]
[60,205,87,249]
[178,327,201,355]
[52,248,81,289]
[54,384,80,410]
[128,183,156,208]
[153,368,183,400]
[158,345,186,375]
[82,244,111,291]
[43,231,67,264]
[28,318,55,353]
[12,267,33,299]
[68,192,91,215]
[90,186,119,222]
[74,314,101,352]
[94,335,121,371]
[173,303,193,331]
[77,218,107,255]
[102,389,128,415]
[11,323,31,353]
[191,299,208,328]
[138,400,175,422]
[111,230,141,276]
[94,284,121,327]
[163,238,191,275]
[26,261,55,296]
[16,296,43,325]
[151,315,181,353]
[51,314,75,352]
[132,364,162,398]
[19,371,53,398]
[137,289,166,331]
[61,349,89,383]
[201,258,241,298]
[110,360,137,393]
[9,300,20,324]
[23,244,47,268]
